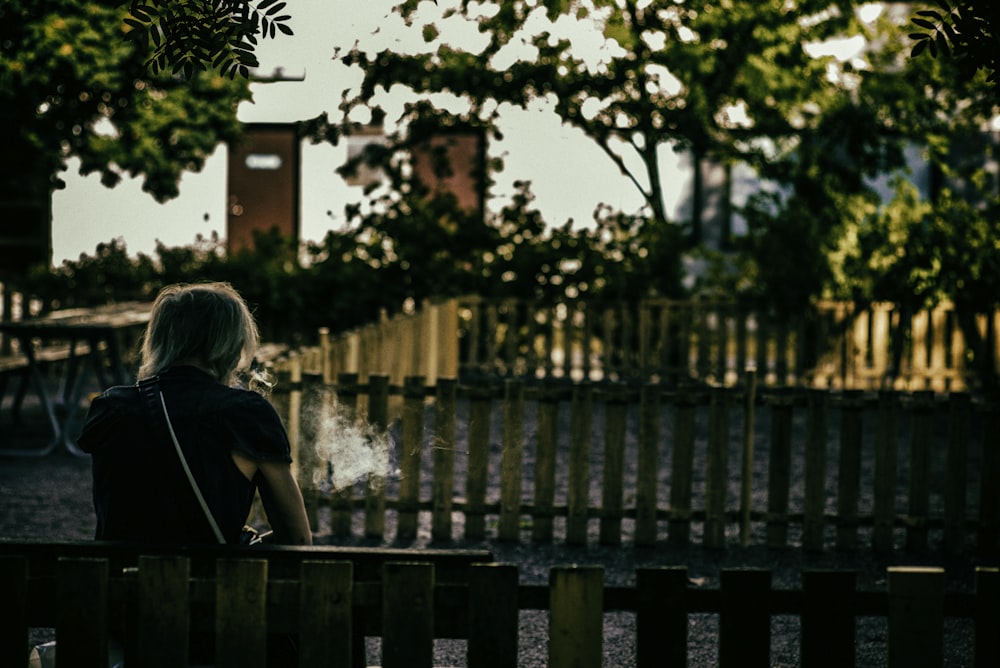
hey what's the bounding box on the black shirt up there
[78,365,291,544]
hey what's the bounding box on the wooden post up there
[907,391,935,551]
[498,378,525,542]
[287,353,302,479]
[549,566,604,668]
[331,372,359,537]
[382,562,434,668]
[739,369,757,546]
[888,567,944,668]
[766,389,794,548]
[836,390,864,550]
[635,383,661,547]
[975,567,1000,668]
[215,559,268,668]
[719,569,771,668]
[299,369,324,531]
[465,382,492,540]
[704,387,730,549]
[980,400,1000,554]
[0,557,27,668]
[600,384,628,545]
[468,564,520,668]
[533,382,562,543]
[669,390,698,546]
[57,557,109,668]
[873,390,900,553]
[364,374,390,540]
[803,389,829,551]
[299,560,353,668]
[567,382,593,545]
[944,392,971,554]
[432,378,457,542]
[137,556,190,668]
[636,567,688,668]
[398,376,425,540]
[801,570,855,668]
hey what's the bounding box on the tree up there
[338,0,862,256]
[909,0,1000,92]
[0,0,251,268]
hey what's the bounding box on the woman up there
[79,282,312,546]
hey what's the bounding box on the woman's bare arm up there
[254,460,313,545]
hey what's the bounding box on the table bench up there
[0,540,495,668]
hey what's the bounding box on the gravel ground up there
[2,385,996,666]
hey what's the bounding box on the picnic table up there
[0,301,151,457]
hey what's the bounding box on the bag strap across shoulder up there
[137,376,226,544]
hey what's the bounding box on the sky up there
[50,0,679,265]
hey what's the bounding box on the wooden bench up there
[0,343,93,422]
[0,540,493,668]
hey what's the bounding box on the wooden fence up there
[267,353,1000,555]
[317,296,1000,391]
[3,544,997,667]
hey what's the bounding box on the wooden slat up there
[398,375,425,540]
[599,385,628,545]
[382,562,434,668]
[873,390,900,552]
[803,389,829,551]
[766,390,794,548]
[432,378,457,541]
[566,382,593,545]
[57,557,109,668]
[739,370,758,546]
[944,392,971,554]
[0,556,27,668]
[636,567,687,668]
[549,566,603,668]
[907,392,935,551]
[468,563,519,668]
[464,384,492,540]
[888,567,944,668]
[635,383,661,547]
[331,373,360,536]
[364,374,390,540]
[137,555,190,668]
[801,570,855,668]
[836,390,864,550]
[669,391,697,546]
[704,387,730,548]
[498,378,525,542]
[299,560,353,668]
[719,569,771,668]
[216,558,267,668]
[532,383,561,543]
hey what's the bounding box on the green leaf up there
[911,18,937,30]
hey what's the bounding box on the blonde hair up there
[139,282,271,393]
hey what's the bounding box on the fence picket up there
[888,567,944,668]
[465,383,492,540]
[549,566,604,668]
[802,389,829,551]
[215,559,267,668]
[975,568,1000,668]
[364,374,390,540]
[137,555,190,668]
[635,383,661,547]
[600,385,628,545]
[873,390,900,552]
[669,391,697,546]
[498,379,525,542]
[801,570,855,668]
[567,382,593,545]
[944,392,971,554]
[705,387,730,548]
[836,390,864,550]
[739,370,758,546]
[980,404,1000,554]
[299,560,353,668]
[468,564,519,668]
[398,376,425,540]
[636,567,688,668]
[432,378,457,541]
[766,389,794,548]
[719,569,771,668]
[907,391,935,551]
[382,562,434,668]
[533,383,561,543]
[57,557,109,668]
[331,373,359,536]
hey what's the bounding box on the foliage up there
[908,0,1000,90]
[119,0,293,80]
[0,0,251,208]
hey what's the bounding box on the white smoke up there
[312,409,394,493]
